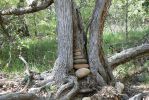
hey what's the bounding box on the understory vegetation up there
[1,28,149,81]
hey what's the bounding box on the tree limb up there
[0,0,54,15]
[0,93,46,100]
[108,44,149,69]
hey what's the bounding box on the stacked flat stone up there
[74,49,90,78]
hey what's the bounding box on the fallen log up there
[108,44,149,69]
[0,93,47,100]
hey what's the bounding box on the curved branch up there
[109,44,149,69]
[0,0,54,15]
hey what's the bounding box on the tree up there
[0,0,149,100]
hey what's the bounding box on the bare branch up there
[0,93,46,100]
[108,44,149,69]
[0,0,54,15]
[19,55,30,75]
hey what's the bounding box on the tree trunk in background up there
[33,14,37,36]
[125,0,128,40]
[0,15,10,40]
[17,0,30,37]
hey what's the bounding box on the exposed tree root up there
[55,81,73,98]
[28,81,54,94]
[96,73,107,86]
[55,76,79,100]
[35,74,54,87]
[64,76,79,100]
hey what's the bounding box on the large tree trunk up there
[52,0,73,86]
[88,0,114,87]
[52,0,117,99]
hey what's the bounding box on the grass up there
[0,28,149,77]
[103,28,149,54]
[0,36,57,73]
[117,62,149,83]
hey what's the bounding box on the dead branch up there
[55,82,73,98]
[0,0,53,15]
[19,55,30,76]
[19,55,32,92]
[108,44,149,69]
[0,93,46,100]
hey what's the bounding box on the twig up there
[19,55,31,92]
[19,55,30,76]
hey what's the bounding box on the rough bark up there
[109,44,149,69]
[88,0,114,87]
[52,0,73,86]
[0,0,53,15]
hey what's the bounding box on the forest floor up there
[0,70,149,99]
[0,71,52,97]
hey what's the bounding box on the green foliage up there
[103,28,149,54]
[142,0,149,13]
[0,37,57,72]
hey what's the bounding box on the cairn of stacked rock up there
[73,49,90,78]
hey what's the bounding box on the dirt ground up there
[0,71,149,99]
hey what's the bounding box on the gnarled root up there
[55,76,79,100]
[28,81,54,94]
